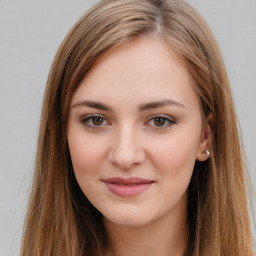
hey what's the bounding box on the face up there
[67,37,211,228]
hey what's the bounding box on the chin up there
[102,207,153,228]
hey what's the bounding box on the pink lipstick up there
[102,177,154,196]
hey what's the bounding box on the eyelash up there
[80,114,176,129]
[146,114,176,128]
[80,114,109,128]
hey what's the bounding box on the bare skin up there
[68,37,212,256]
[104,193,188,256]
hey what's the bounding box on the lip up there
[102,177,154,197]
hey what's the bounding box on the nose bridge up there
[108,123,145,169]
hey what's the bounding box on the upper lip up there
[102,177,154,185]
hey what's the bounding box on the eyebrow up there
[138,99,185,111]
[72,101,113,111]
[72,99,185,112]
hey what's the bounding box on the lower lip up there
[104,182,153,196]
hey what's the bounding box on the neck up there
[104,206,188,256]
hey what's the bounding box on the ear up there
[196,113,213,161]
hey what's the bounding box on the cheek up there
[68,132,108,176]
[148,132,199,177]
[67,134,108,201]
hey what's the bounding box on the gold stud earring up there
[202,149,210,157]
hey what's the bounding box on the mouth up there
[102,177,155,197]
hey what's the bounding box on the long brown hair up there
[21,0,254,255]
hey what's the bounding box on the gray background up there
[0,0,255,255]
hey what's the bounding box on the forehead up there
[71,37,200,112]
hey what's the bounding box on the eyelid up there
[80,113,176,129]
[80,114,110,128]
[146,114,176,128]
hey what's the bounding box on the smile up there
[102,177,155,197]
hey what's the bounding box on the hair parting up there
[21,1,254,255]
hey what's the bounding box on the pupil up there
[92,117,103,125]
[154,118,165,126]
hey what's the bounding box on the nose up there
[108,125,146,170]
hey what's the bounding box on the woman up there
[20,0,254,255]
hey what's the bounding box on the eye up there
[147,114,176,128]
[153,117,167,126]
[81,114,109,128]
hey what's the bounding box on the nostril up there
[107,129,146,169]
[107,146,146,170]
